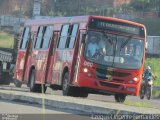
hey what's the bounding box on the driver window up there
[86,35,99,58]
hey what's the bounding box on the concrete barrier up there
[0,89,160,115]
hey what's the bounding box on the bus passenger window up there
[68,24,79,48]
[20,27,30,49]
[58,25,69,49]
[42,26,53,49]
[35,26,44,49]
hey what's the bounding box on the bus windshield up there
[84,31,144,69]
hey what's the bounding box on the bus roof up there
[25,16,90,26]
[25,15,145,28]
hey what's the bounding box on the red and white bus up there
[14,16,146,102]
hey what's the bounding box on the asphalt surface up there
[0,100,91,120]
[0,83,160,120]
[0,100,66,114]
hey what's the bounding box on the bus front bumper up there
[75,73,140,96]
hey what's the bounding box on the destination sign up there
[88,18,145,37]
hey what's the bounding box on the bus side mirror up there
[82,33,86,44]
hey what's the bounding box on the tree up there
[130,0,160,13]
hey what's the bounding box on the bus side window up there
[58,24,69,49]
[68,24,79,49]
[20,27,30,49]
[29,33,36,54]
[42,26,54,49]
[34,26,45,49]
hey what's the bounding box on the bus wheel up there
[29,69,38,92]
[79,92,88,98]
[37,84,47,93]
[78,89,88,98]
[14,80,22,88]
[114,94,126,103]
[62,72,73,96]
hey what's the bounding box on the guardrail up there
[0,50,12,62]
[0,15,25,27]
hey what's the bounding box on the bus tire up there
[29,69,38,92]
[37,84,47,93]
[79,92,88,98]
[14,80,22,88]
[77,88,88,98]
[82,90,88,98]
[62,72,73,96]
[114,94,126,103]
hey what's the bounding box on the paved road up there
[0,100,90,120]
[49,87,160,110]
[0,84,160,110]
[0,100,66,114]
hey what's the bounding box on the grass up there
[145,58,160,86]
[0,32,14,48]
[152,90,160,98]
[124,100,150,108]
[124,91,160,108]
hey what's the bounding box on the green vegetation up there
[152,90,160,98]
[135,18,160,36]
[0,32,14,48]
[124,100,150,107]
[145,58,160,86]
[129,0,160,12]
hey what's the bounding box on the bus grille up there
[99,82,121,88]
[96,68,131,78]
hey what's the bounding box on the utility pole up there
[78,0,80,15]
[33,0,42,18]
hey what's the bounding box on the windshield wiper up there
[120,36,132,51]
[111,35,118,67]
[103,31,113,45]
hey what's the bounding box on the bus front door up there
[14,27,31,82]
[46,32,58,84]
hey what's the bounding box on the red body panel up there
[15,50,27,81]
[74,55,143,96]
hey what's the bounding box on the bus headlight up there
[133,77,138,82]
[128,77,138,84]
[83,68,93,77]
[83,68,88,73]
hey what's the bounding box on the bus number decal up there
[84,61,93,67]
